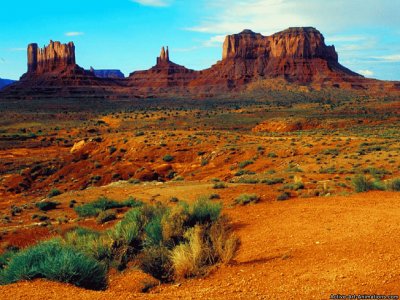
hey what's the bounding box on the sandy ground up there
[1,191,400,299]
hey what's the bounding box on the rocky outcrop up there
[1,28,399,100]
[91,68,125,79]
[0,41,124,99]
[128,47,198,96]
[197,27,360,86]
[27,41,76,74]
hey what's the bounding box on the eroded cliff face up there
[222,28,337,61]
[213,27,358,84]
[27,41,76,74]
[2,28,398,100]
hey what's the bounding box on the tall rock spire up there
[157,46,170,65]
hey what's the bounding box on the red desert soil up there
[1,191,399,299]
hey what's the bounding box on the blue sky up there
[0,0,399,80]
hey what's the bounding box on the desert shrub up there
[0,239,107,290]
[188,197,222,226]
[212,182,227,189]
[208,217,240,264]
[387,178,400,191]
[74,197,142,217]
[64,228,113,265]
[236,178,259,184]
[170,215,239,280]
[201,158,209,166]
[363,167,391,179]
[261,177,284,185]
[208,193,220,200]
[47,188,61,198]
[109,146,117,155]
[235,169,255,176]
[2,198,238,287]
[238,160,253,169]
[352,175,373,192]
[36,200,60,211]
[139,246,172,282]
[234,194,260,205]
[0,248,19,270]
[267,152,278,158]
[277,192,290,201]
[96,210,117,224]
[144,215,164,247]
[283,182,305,191]
[161,204,189,243]
[170,226,209,279]
[321,148,340,156]
[163,154,174,162]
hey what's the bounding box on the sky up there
[0,0,400,80]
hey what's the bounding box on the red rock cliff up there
[210,27,359,84]
[27,41,76,74]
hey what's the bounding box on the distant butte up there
[1,27,399,99]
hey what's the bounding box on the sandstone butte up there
[1,27,400,99]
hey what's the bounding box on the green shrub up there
[238,160,253,169]
[277,192,290,201]
[237,178,259,184]
[163,154,174,162]
[261,177,284,185]
[0,248,18,270]
[47,189,61,198]
[139,246,172,282]
[267,152,278,158]
[234,194,260,205]
[188,197,222,225]
[74,197,142,217]
[36,201,60,211]
[0,239,107,290]
[212,182,227,189]
[234,169,255,176]
[387,178,400,191]
[283,182,305,191]
[208,194,220,200]
[352,175,373,192]
[96,210,117,224]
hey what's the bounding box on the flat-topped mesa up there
[216,26,358,83]
[222,27,337,61]
[156,46,170,65]
[27,40,76,74]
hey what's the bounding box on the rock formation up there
[1,41,123,99]
[128,46,197,96]
[91,68,125,79]
[195,27,360,87]
[157,46,170,64]
[27,41,76,74]
[1,27,399,100]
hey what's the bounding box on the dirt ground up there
[1,191,399,299]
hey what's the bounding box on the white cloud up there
[65,32,84,37]
[131,0,171,7]
[190,0,400,36]
[371,54,400,62]
[358,69,374,77]
[203,35,226,47]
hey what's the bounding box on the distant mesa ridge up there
[1,27,399,99]
[0,78,15,90]
[90,68,125,79]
